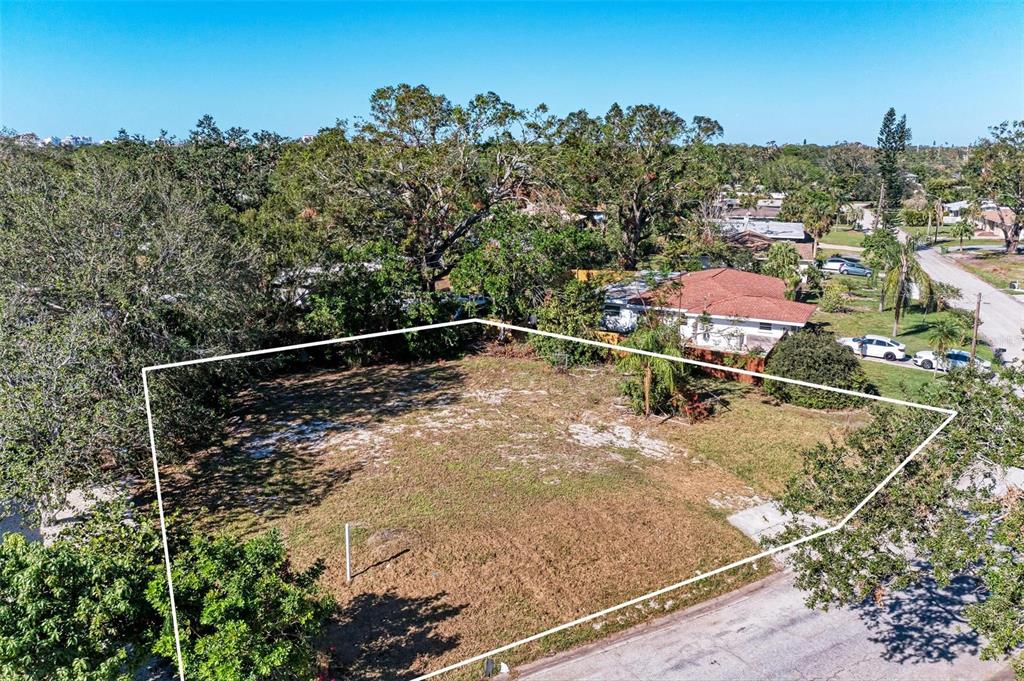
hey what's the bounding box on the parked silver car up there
[912,349,992,372]
[821,255,861,273]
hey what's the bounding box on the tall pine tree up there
[875,108,912,230]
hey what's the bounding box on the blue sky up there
[1,1,1021,144]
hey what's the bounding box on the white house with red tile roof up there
[600,268,817,353]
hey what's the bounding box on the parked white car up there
[839,335,907,361]
[912,349,992,372]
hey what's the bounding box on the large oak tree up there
[965,120,1024,253]
[548,103,722,269]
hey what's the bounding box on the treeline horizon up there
[1,83,1017,516]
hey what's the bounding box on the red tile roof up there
[981,207,1016,225]
[637,268,817,325]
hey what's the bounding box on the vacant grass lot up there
[162,353,867,679]
[954,252,1024,291]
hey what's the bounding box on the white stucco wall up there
[601,305,802,352]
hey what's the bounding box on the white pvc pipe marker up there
[345,523,352,584]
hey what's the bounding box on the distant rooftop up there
[720,219,806,241]
[603,270,682,304]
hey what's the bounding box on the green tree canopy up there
[964,120,1024,253]
[550,104,722,268]
[774,369,1024,673]
[0,151,268,516]
[0,504,334,681]
[326,84,545,289]
[530,279,605,367]
[449,207,606,324]
[875,108,912,230]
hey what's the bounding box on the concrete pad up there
[726,501,823,544]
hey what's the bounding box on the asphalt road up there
[914,247,1024,363]
[517,568,1011,681]
[849,207,1022,363]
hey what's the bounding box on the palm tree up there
[761,241,802,299]
[881,236,935,337]
[617,322,688,417]
[927,316,968,373]
[800,191,839,259]
[862,228,901,312]
[949,220,975,250]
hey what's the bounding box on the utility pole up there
[971,293,982,360]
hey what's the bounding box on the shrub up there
[0,504,334,681]
[301,241,478,362]
[818,279,848,313]
[764,329,872,408]
[0,506,161,680]
[149,530,334,681]
[530,279,605,367]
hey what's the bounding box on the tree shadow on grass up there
[853,573,986,665]
[323,590,465,680]
[157,362,468,529]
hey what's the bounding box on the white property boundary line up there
[141,318,956,681]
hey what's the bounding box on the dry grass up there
[956,252,1024,290]
[161,354,866,679]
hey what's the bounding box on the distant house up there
[942,199,1016,237]
[975,205,1016,238]
[718,191,787,222]
[725,230,816,262]
[942,199,970,224]
[59,135,93,147]
[600,271,681,333]
[722,205,782,221]
[600,268,817,353]
[720,218,806,241]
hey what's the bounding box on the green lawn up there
[936,239,1009,250]
[906,225,1006,250]
[809,276,995,363]
[813,306,993,362]
[859,361,935,403]
[819,225,866,248]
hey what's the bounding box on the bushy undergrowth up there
[764,329,873,408]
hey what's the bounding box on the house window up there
[758,321,773,332]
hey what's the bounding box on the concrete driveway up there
[517,568,1011,681]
